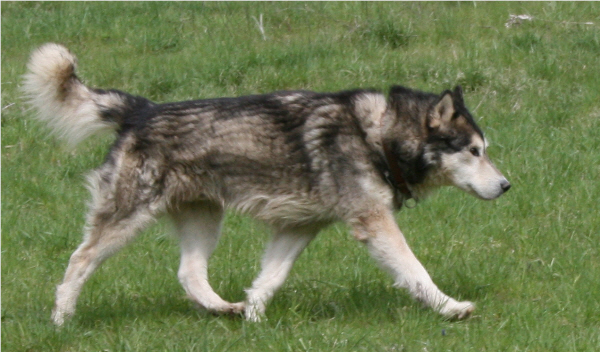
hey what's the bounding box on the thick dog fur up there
[23,43,510,325]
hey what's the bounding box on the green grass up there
[2,2,600,351]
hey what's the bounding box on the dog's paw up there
[51,308,70,326]
[191,300,245,317]
[438,300,475,320]
[244,303,265,322]
[213,303,246,317]
[227,302,245,315]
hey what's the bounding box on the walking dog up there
[23,43,510,325]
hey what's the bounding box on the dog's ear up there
[453,85,465,106]
[428,90,455,129]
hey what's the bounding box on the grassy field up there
[2,2,599,351]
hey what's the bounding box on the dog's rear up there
[23,44,168,325]
[22,43,151,146]
[22,44,329,324]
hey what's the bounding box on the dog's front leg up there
[351,208,474,320]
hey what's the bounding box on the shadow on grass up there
[73,293,216,328]
[69,276,489,328]
[272,275,495,323]
[270,280,415,321]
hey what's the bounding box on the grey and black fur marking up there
[89,87,406,223]
[23,43,509,325]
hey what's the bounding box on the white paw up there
[438,300,475,320]
[195,300,246,316]
[244,303,265,322]
[228,302,246,315]
[51,308,70,326]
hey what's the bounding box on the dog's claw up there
[227,302,246,316]
[439,300,475,320]
[191,300,245,317]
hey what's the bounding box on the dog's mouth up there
[466,180,511,200]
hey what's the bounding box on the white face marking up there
[441,135,509,200]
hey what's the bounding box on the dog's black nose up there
[501,180,511,193]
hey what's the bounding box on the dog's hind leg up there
[244,225,319,322]
[171,202,244,315]
[52,197,159,325]
[51,157,166,326]
[351,207,475,320]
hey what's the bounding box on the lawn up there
[2,2,599,351]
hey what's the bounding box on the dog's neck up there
[352,92,414,200]
[376,104,413,200]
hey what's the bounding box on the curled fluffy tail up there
[22,43,151,147]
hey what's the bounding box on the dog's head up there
[384,86,510,200]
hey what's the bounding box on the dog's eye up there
[469,147,480,157]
